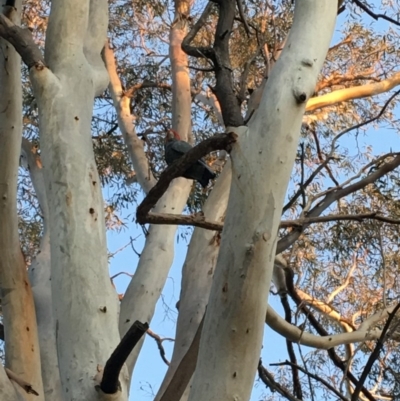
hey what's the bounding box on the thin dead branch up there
[146,328,174,366]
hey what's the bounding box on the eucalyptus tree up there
[3,1,400,401]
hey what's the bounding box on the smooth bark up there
[187,2,338,401]
[118,0,192,381]
[154,161,232,401]
[28,1,127,400]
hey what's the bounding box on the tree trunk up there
[0,2,44,400]
[28,1,127,400]
[187,2,338,401]
[118,0,193,381]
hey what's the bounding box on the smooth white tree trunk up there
[27,1,128,400]
[188,2,337,401]
[154,161,232,401]
[119,2,193,380]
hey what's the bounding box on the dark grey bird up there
[164,129,216,188]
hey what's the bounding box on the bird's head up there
[165,129,181,142]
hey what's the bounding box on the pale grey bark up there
[187,2,338,401]
[154,161,232,401]
[103,43,157,193]
[21,141,63,401]
[27,1,127,400]
[118,2,192,380]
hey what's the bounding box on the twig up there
[283,89,400,214]
[270,361,348,401]
[352,302,400,401]
[146,328,174,366]
[280,212,400,228]
[136,132,237,225]
[100,320,148,394]
[352,0,400,27]
[5,368,39,396]
[258,359,301,401]
[236,0,251,37]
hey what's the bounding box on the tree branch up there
[0,13,44,68]
[158,314,204,401]
[182,1,244,126]
[351,0,400,27]
[280,212,400,228]
[277,153,400,253]
[136,132,237,225]
[258,359,301,401]
[181,2,215,60]
[146,328,174,366]
[142,211,224,231]
[100,320,148,394]
[270,361,348,401]
[352,302,400,401]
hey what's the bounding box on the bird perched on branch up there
[164,129,216,188]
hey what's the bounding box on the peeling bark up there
[0,2,44,400]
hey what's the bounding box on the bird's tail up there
[199,168,216,188]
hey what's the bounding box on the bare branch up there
[182,1,244,126]
[125,81,172,97]
[352,303,400,401]
[277,153,400,254]
[270,361,348,401]
[280,212,400,228]
[0,13,44,68]
[352,0,400,26]
[142,211,223,231]
[100,320,148,394]
[258,360,301,401]
[146,328,174,366]
[236,0,251,37]
[181,2,215,60]
[136,132,237,225]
